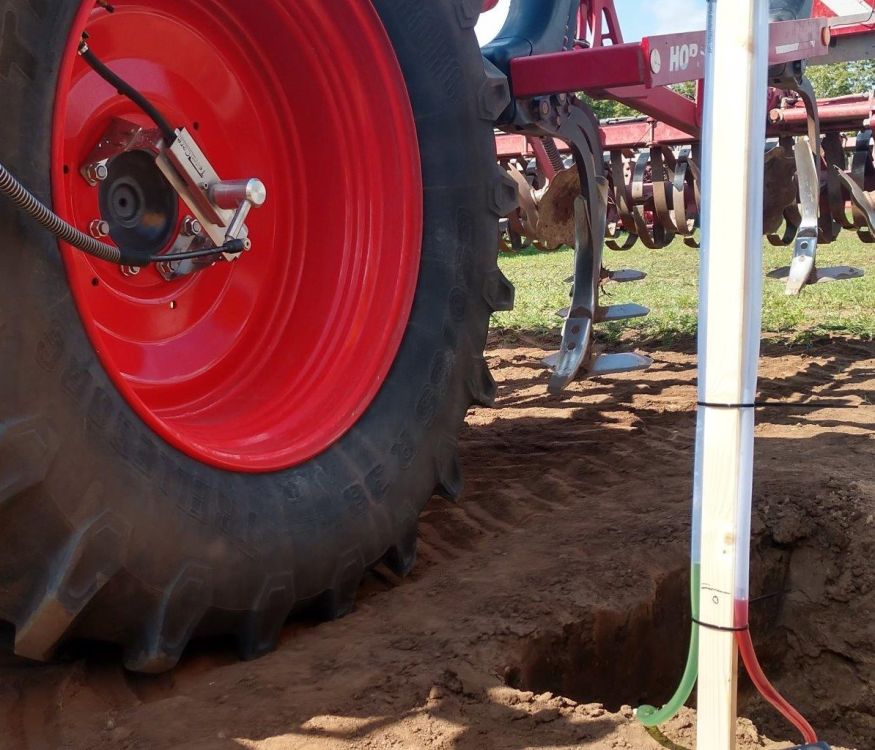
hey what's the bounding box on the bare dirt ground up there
[0,334,872,750]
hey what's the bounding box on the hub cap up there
[99,150,178,255]
[53,0,423,471]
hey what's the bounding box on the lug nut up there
[181,216,203,236]
[81,162,109,185]
[89,219,110,238]
[120,265,141,278]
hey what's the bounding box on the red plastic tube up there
[734,600,818,745]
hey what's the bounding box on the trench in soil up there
[506,527,868,749]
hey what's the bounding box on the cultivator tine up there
[784,137,820,295]
[848,130,875,243]
[549,194,598,393]
[542,349,652,377]
[769,264,865,284]
[509,95,656,393]
[541,351,560,369]
[590,352,653,376]
[823,132,857,234]
[607,269,647,283]
[548,315,593,391]
[564,269,646,284]
[837,167,875,237]
[595,303,651,322]
[771,135,867,292]
[549,179,652,388]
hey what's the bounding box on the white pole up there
[695,1,769,749]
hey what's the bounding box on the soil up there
[0,334,872,750]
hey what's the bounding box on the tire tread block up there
[239,573,296,661]
[15,510,130,661]
[0,417,58,505]
[124,565,211,673]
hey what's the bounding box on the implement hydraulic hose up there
[636,564,700,726]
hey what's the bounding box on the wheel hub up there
[99,150,178,255]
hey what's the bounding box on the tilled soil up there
[0,335,872,750]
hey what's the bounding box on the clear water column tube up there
[695,0,769,747]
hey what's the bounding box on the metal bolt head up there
[155,261,174,281]
[537,98,552,119]
[181,216,203,236]
[81,162,109,185]
[89,219,110,238]
[120,265,141,278]
[821,26,831,47]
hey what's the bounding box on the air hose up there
[635,565,700,726]
[0,161,121,263]
[0,160,245,265]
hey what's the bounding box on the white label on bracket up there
[668,42,700,72]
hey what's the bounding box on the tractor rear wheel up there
[0,0,515,672]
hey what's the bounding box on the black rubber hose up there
[156,239,247,262]
[0,160,122,263]
[79,46,177,146]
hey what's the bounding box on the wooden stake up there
[695,1,769,749]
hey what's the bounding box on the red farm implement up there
[494,2,875,276]
[0,0,869,707]
[485,0,872,389]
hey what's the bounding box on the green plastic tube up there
[636,563,701,727]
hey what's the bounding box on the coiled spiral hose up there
[0,161,122,263]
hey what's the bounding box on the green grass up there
[492,233,875,344]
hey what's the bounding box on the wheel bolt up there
[120,265,141,278]
[81,162,109,185]
[182,216,203,236]
[89,219,110,238]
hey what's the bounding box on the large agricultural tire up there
[0,0,516,672]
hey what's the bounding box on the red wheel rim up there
[52,0,422,472]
